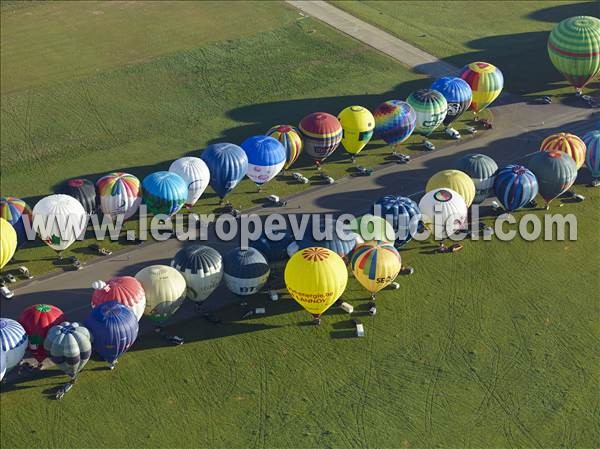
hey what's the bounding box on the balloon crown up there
[35,304,52,313]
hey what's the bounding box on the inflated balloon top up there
[418,188,468,238]
[351,241,401,298]
[582,129,600,178]
[241,135,287,186]
[493,165,539,211]
[44,322,92,379]
[337,105,375,156]
[169,157,211,208]
[223,247,270,297]
[370,195,421,247]
[18,304,65,362]
[32,194,87,253]
[528,150,577,207]
[91,276,146,321]
[540,133,586,170]
[200,143,248,200]
[0,318,27,375]
[96,172,142,221]
[171,245,223,302]
[57,178,97,215]
[459,62,504,113]
[430,77,472,126]
[1,197,32,246]
[142,171,188,216]
[265,125,303,170]
[135,265,186,324]
[455,154,498,204]
[373,100,416,145]
[299,112,343,166]
[548,16,600,90]
[406,89,448,136]
[426,169,476,207]
[0,217,17,270]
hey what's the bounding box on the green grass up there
[330,1,600,96]
[1,188,598,449]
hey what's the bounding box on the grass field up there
[1,187,598,449]
[331,1,600,96]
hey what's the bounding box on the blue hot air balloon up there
[142,171,187,216]
[249,226,293,266]
[430,77,473,127]
[201,143,249,200]
[370,195,421,248]
[85,301,139,369]
[456,154,499,204]
[241,135,287,188]
[0,318,27,375]
[372,100,417,146]
[494,165,539,211]
[223,247,270,296]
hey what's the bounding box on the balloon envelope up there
[135,265,186,324]
[455,154,498,204]
[171,245,223,302]
[32,194,87,252]
[494,165,539,211]
[351,241,401,295]
[287,217,357,260]
[241,135,287,185]
[430,77,472,126]
[406,89,447,136]
[528,150,577,205]
[0,197,32,246]
[540,133,586,169]
[459,62,504,113]
[142,171,187,216]
[169,157,211,208]
[44,322,92,379]
[96,172,142,221]
[18,304,65,362]
[299,112,343,165]
[0,218,17,269]
[92,276,146,321]
[201,143,248,199]
[249,227,293,265]
[0,318,27,373]
[350,214,395,243]
[266,125,303,170]
[223,247,270,296]
[373,100,416,145]
[0,349,6,382]
[85,301,138,365]
[337,106,375,155]
[284,247,348,318]
[582,129,600,177]
[418,188,468,238]
[57,178,97,215]
[426,169,476,207]
[370,195,421,247]
[548,16,600,89]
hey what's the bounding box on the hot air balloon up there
[135,265,186,325]
[91,276,146,321]
[287,217,358,260]
[373,100,416,147]
[337,106,375,158]
[540,133,586,169]
[406,89,448,136]
[455,154,499,204]
[298,112,343,168]
[32,194,87,255]
[142,171,187,216]
[370,195,421,248]
[459,62,504,113]
[351,241,401,300]
[0,197,32,247]
[418,188,468,238]
[430,76,473,127]
[57,178,97,215]
[169,157,211,208]
[0,318,27,375]
[18,304,65,363]
[426,169,476,207]
[582,129,600,181]
[241,135,287,189]
[0,218,17,269]
[96,172,142,221]
[350,214,395,243]
[494,165,539,211]
[266,125,303,170]
[528,150,577,208]
[284,247,348,323]
[0,350,6,382]
[85,301,138,369]
[249,227,293,267]
[44,322,92,397]
[171,245,223,304]
[223,247,270,296]
[548,16,600,92]
[200,143,248,201]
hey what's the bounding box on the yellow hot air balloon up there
[284,247,348,323]
[426,169,476,207]
[337,106,375,158]
[0,218,17,269]
[540,133,586,170]
[350,241,401,300]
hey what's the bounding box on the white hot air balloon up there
[32,194,87,254]
[418,188,467,239]
[0,318,27,375]
[169,157,211,208]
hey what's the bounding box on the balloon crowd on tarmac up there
[1,15,599,398]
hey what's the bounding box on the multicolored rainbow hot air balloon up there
[96,172,142,221]
[266,125,303,170]
[582,129,600,179]
[0,197,32,246]
[528,150,578,207]
[298,112,343,167]
[350,241,401,300]
[430,77,472,126]
[406,89,447,136]
[455,154,499,204]
[540,133,586,169]
[494,165,539,211]
[373,100,416,146]
[337,106,375,157]
[459,62,504,113]
[426,169,476,207]
[548,16,600,91]
[141,171,187,216]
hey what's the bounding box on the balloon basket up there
[55,380,75,400]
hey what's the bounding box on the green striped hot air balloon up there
[406,89,447,136]
[548,16,600,91]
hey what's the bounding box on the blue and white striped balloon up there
[494,165,539,211]
[223,247,270,296]
[0,318,27,374]
[370,195,421,248]
[430,77,472,126]
[241,135,286,186]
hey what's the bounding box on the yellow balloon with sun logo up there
[0,218,17,270]
[426,169,476,207]
[284,247,348,320]
[337,106,375,156]
[351,241,401,299]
